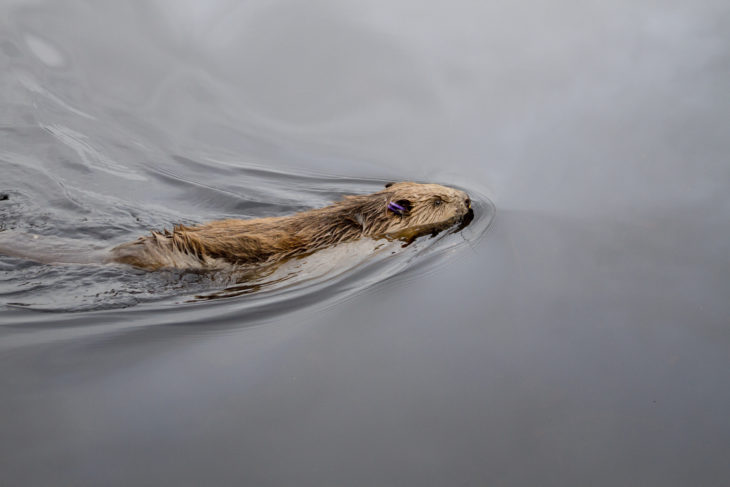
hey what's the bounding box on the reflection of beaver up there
[109,182,473,271]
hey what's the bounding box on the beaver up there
[107,182,473,271]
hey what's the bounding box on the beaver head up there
[341,181,473,241]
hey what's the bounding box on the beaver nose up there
[464,197,471,209]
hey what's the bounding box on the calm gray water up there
[1,1,729,485]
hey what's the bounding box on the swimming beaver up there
[108,182,473,271]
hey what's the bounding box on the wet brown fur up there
[109,182,471,270]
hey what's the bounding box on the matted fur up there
[109,182,472,270]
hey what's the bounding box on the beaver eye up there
[433,198,443,207]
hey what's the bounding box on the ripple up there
[42,123,146,181]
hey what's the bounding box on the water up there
[1,1,729,485]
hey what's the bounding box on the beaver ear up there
[387,199,412,216]
[384,182,395,188]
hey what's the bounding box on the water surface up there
[1,1,729,486]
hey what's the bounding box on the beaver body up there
[109,182,472,271]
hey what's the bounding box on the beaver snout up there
[456,192,471,215]
[454,192,474,229]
